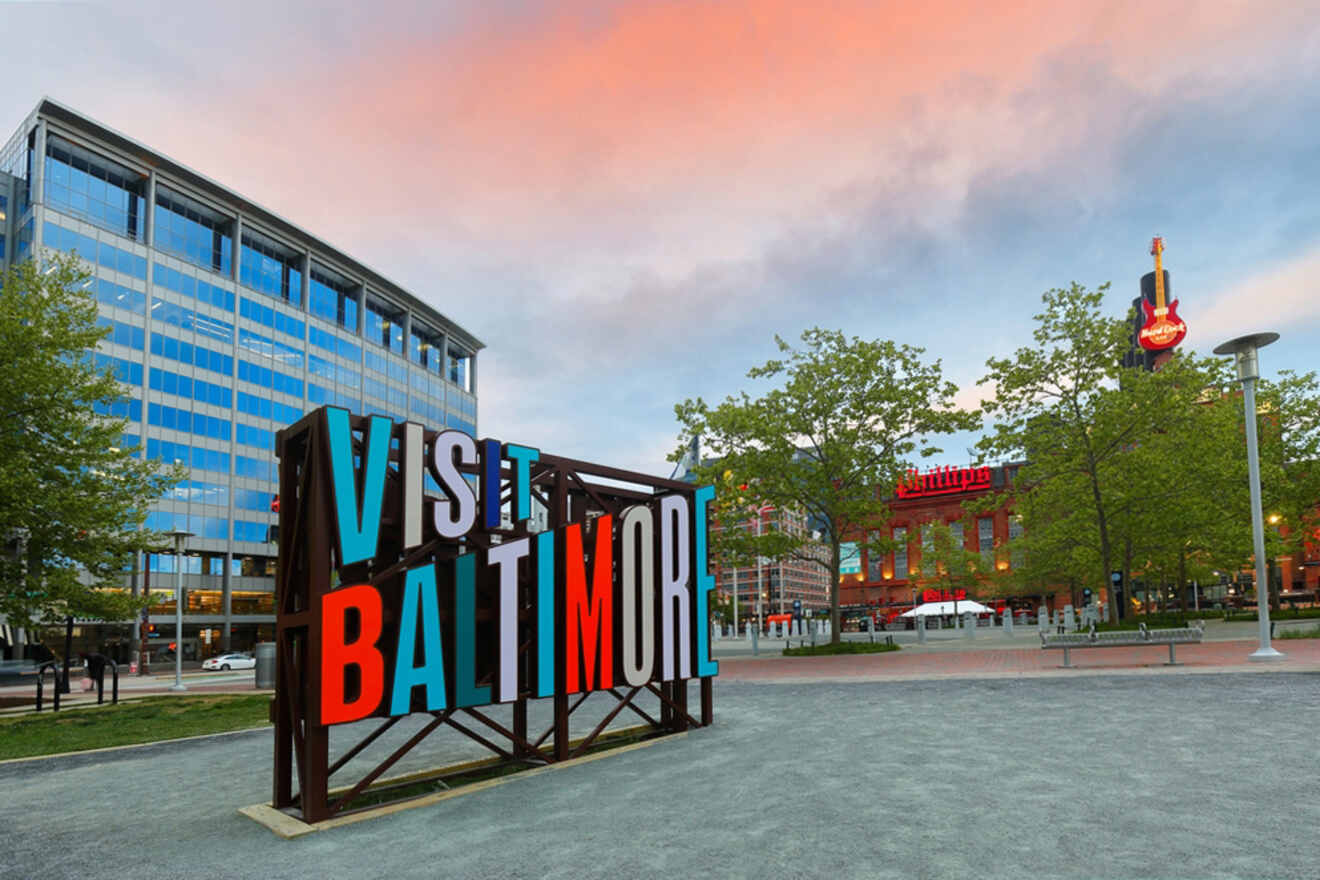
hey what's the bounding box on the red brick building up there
[840,463,1074,620]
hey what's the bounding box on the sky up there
[2,0,1318,478]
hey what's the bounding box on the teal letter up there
[535,530,555,697]
[694,485,719,678]
[455,552,491,707]
[503,443,540,523]
[390,564,447,715]
[326,408,391,566]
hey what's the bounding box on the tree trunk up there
[830,538,841,645]
[1177,549,1187,614]
[1122,538,1134,622]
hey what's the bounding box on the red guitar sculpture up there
[1137,236,1187,350]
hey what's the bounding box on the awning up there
[900,600,994,617]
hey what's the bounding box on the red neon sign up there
[895,466,992,499]
[922,588,967,602]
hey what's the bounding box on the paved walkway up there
[4,670,1318,879]
[717,637,1320,683]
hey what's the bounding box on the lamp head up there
[1213,332,1279,382]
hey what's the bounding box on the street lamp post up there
[1213,332,1285,662]
[168,530,194,690]
[754,504,774,632]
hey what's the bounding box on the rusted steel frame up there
[607,687,660,728]
[366,542,439,590]
[645,682,701,729]
[569,685,644,760]
[564,469,611,519]
[273,423,312,809]
[701,677,713,726]
[460,707,552,764]
[326,710,454,817]
[300,412,335,822]
[536,453,695,494]
[512,700,529,758]
[673,680,689,732]
[276,636,306,805]
[534,689,592,749]
[327,716,404,779]
[443,716,515,761]
[274,432,309,616]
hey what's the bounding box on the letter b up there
[321,584,385,725]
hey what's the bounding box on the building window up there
[154,185,233,275]
[44,135,146,240]
[893,527,907,580]
[309,264,358,331]
[448,347,471,392]
[240,228,302,305]
[978,517,994,564]
[1008,514,1024,570]
[950,520,964,548]
[921,523,935,577]
[866,530,884,581]
[409,321,444,374]
[364,296,404,355]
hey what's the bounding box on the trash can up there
[254,642,276,690]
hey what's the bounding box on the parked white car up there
[201,653,255,671]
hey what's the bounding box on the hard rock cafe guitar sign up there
[1137,236,1187,351]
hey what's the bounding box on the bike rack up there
[35,661,62,712]
[86,653,119,706]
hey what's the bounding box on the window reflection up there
[45,135,146,240]
[364,296,404,354]
[409,321,444,374]
[309,264,358,331]
[240,228,302,305]
[154,185,233,274]
[448,348,471,391]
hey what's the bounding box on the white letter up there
[660,495,691,680]
[488,537,531,703]
[620,506,655,686]
[429,430,477,538]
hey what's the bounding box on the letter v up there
[326,408,392,566]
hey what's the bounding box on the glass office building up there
[0,99,483,659]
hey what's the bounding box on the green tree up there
[918,519,992,616]
[0,254,181,630]
[674,328,979,644]
[1254,370,1320,607]
[976,282,1254,617]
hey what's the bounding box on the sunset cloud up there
[1,0,1316,472]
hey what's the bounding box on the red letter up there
[564,515,614,694]
[321,583,384,725]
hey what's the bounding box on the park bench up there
[1040,622,1204,668]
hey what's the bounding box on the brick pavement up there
[716,636,1320,683]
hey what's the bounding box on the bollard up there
[751,626,759,656]
[917,615,927,644]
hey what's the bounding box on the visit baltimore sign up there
[270,406,717,822]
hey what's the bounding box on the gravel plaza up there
[3,634,1319,880]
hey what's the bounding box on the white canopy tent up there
[900,600,994,617]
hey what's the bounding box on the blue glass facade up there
[0,100,484,651]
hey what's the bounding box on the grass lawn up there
[0,694,271,761]
[1277,624,1320,639]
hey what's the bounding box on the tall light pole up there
[1213,332,1285,662]
[168,530,194,690]
[754,504,774,630]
